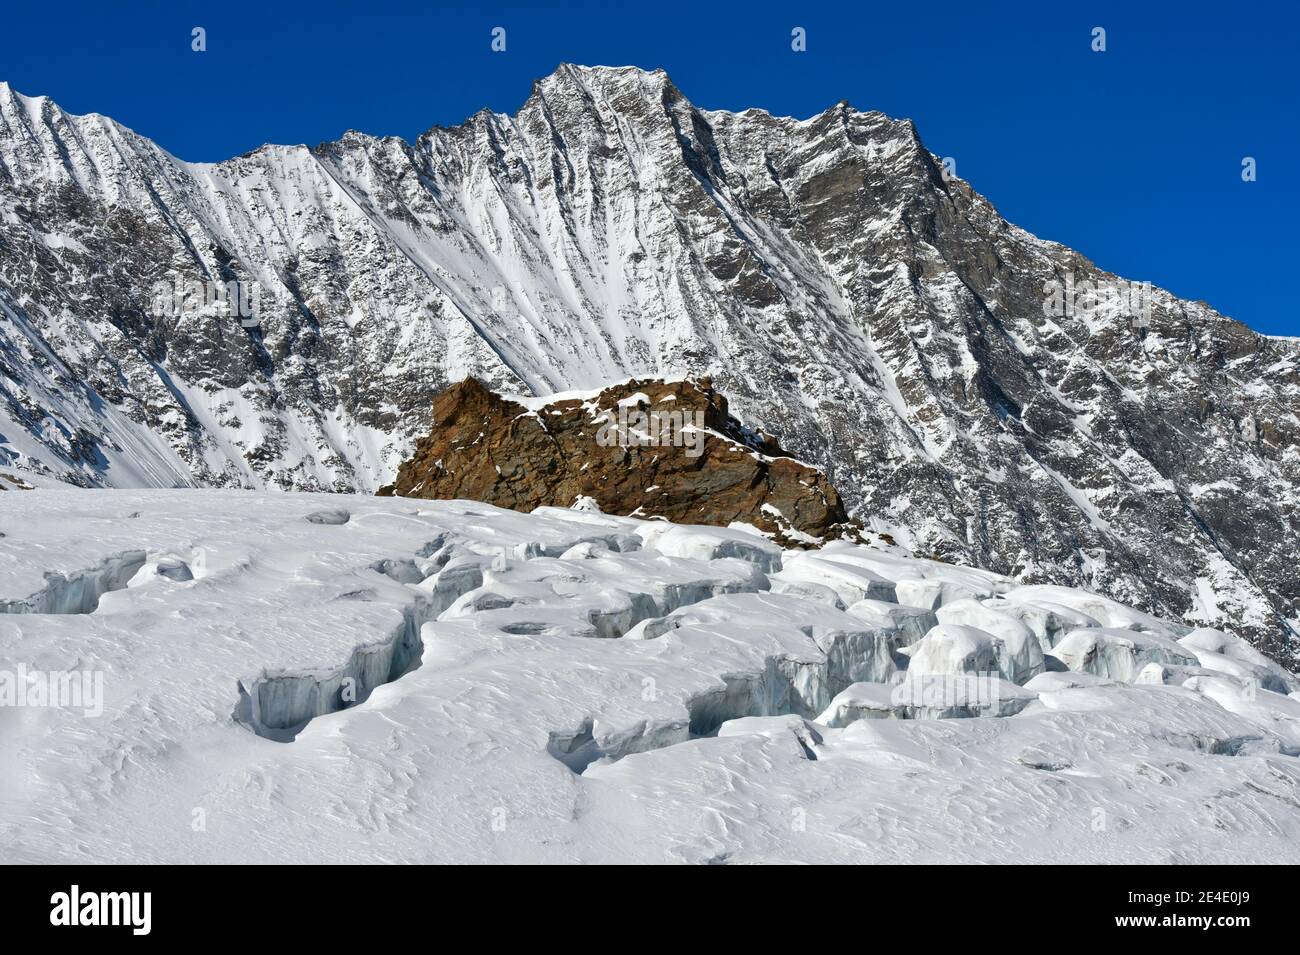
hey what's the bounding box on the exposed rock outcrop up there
[378,377,859,546]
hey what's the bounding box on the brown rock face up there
[378,377,859,546]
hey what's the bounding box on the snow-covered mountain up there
[3,489,1299,863]
[1,65,1297,661]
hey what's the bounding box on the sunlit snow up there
[1,488,1298,863]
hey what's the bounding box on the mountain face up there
[377,376,860,546]
[0,65,1296,661]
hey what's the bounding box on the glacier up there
[1,487,1298,864]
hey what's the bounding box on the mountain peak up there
[529,62,680,104]
[1,65,1296,667]
[552,62,671,81]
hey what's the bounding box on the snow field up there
[1,489,1298,863]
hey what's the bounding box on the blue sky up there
[2,0,1295,335]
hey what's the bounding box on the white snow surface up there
[1,488,1299,864]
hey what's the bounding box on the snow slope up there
[1,488,1298,864]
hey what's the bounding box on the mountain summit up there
[0,65,1296,660]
